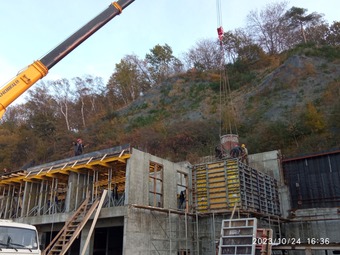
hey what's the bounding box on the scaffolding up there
[0,145,130,219]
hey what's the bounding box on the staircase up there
[42,190,107,255]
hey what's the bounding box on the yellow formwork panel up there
[207,162,225,168]
[207,168,224,174]
[210,183,226,188]
[209,180,226,186]
[210,204,228,209]
[226,172,239,178]
[209,192,227,198]
[209,181,225,187]
[226,171,239,176]
[196,176,207,181]
[210,197,228,204]
[228,197,240,204]
[208,172,225,178]
[209,188,227,194]
[196,182,207,187]
[196,173,206,177]
[226,177,238,181]
[195,173,206,177]
[194,159,245,213]
[227,183,239,188]
[227,183,239,189]
[226,160,237,165]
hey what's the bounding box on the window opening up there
[149,162,163,208]
[177,171,188,211]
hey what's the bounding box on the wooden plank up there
[80,190,107,255]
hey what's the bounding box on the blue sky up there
[0,0,338,90]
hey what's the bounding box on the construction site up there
[0,0,339,253]
[0,142,339,255]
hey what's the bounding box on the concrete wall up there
[123,206,193,255]
[249,150,292,218]
[123,149,192,254]
[125,148,190,209]
[285,208,340,242]
[248,150,281,181]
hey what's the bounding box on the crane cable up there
[216,0,238,137]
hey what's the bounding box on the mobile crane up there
[0,0,135,119]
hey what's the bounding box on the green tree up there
[222,29,254,63]
[26,82,57,139]
[302,102,326,134]
[107,55,151,107]
[326,21,340,46]
[284,7,324,44]
[145,44,181,85]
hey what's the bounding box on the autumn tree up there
[184,39,222,71]
[107,55,151,107]
[49,78,74,131]
[301,102,326,134]
[304,23,329,45]
[73,76,105,128]
[145,44,182,85]
[222,29,254,63]
[246,1,289,54]
[25,82,57,138]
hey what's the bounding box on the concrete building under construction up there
[0,144,340,255]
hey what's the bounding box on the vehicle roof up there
[0,220,36,230]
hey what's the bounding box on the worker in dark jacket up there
[230,144,243,159]
[73,138,84,156]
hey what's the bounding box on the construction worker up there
[241,144,249,165]
[73,138,85,156]
[230,144,243,159]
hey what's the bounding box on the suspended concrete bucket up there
[220,134,239,152]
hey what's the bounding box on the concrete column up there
[21,182,30,217]
[66,172,88,212]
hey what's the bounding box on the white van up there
[0,220,40,255]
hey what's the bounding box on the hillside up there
[0,45,339,171]
[109,46,340,161]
